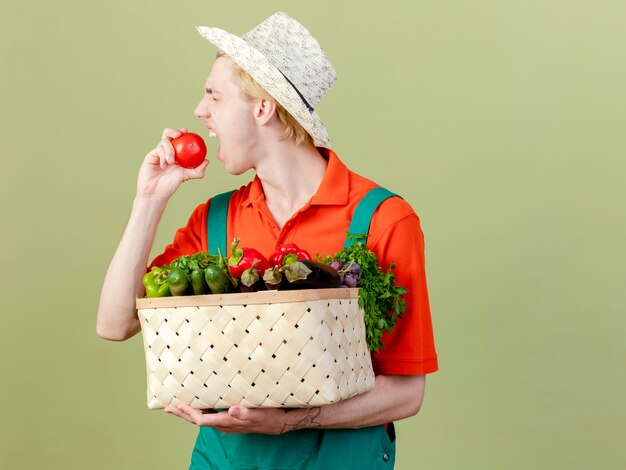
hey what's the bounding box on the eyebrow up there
[205,87,221,95]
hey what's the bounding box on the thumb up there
[229,405,260,422]
[183,160,209,180]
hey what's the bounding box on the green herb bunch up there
[321,238,408,352]
[169,251,220,274]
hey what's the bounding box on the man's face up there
[194,57,258,175]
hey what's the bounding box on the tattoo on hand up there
[282,407,321,433]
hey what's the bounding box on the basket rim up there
[136,287,359,309]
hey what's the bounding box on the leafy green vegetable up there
[169,250,238,291]
[169,251,220,274]
[320,236,408,352]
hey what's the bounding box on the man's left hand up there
[164,404,289,435]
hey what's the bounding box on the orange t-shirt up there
[150,148,438,376]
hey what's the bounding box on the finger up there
[143,148,160,165]
[179,128,188,134]
[164,405,197,425]
[183,160,209,180]
[229,405,262,422]
[176,404,207,425]
[181,406,239,428]
[161,127,183,141]
[161,138,176,165]
[156,142,168,169]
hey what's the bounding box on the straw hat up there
[196,12,337,148]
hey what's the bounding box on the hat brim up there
[196,25,331,149]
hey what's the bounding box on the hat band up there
[279,71,314,114]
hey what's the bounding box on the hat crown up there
[242,12,337,109]
[195,12,335,147]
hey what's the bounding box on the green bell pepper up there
[142,266,172,298]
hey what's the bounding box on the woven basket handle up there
[344,187,400,248]
[206,187,400,251]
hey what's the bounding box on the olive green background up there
[1,0,625,468]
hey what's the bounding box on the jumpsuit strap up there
[206,190,234,256]
[344,187,400,248]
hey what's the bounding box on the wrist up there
[132,194,169,214]
[123,196,168,240]
[281,407,322,434]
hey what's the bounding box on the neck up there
[254,140,328,229]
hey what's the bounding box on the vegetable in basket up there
[321,239,408,352]
[165,249,236,295]
[282,260,341,289]
[143,266,172,298]
[228,238,269,278]
[169,251,219,272]
[204,264,233,294]
[259,260,341,291]
[268,243,312,267]
[167,267,191,296]
[329,259,361,287]
[169,252,219,295]
[239,260,265,292]
[262,266,283,290]
[190,268,210,295]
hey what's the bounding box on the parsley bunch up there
[321,240,408,352]
[169,251,221,274]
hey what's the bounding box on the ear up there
[254,99,278,126]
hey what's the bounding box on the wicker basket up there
[136,288,375,409]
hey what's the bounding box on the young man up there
[97,11,438,468]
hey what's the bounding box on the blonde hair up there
[216,51,314,146]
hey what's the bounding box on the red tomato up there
[172,132,207,169]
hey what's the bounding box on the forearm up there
[284,375,425,432]
[96,196,168,341]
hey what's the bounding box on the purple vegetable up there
[330,259,342,271]
[348,262,361,274]
[344,273,358,288]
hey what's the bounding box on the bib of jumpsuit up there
[191,187,399,470]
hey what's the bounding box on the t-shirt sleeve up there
[148,202,209,269]
[367,198,439,376]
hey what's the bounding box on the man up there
[97,11,437,468]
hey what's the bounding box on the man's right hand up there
[137,127,209,201]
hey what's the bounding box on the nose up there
[194,96,211,119]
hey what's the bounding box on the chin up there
[224,160,253,176]
[230,167,254,177]
[223,161,253,176]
